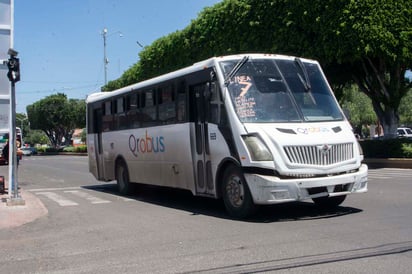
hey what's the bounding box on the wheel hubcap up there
[226,175,244,208]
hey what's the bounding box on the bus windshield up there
[219,58,344,123]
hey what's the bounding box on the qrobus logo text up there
[129,131,165,157]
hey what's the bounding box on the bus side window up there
[126,93,140,129]
[209,81,223,125]
[177,80,187,122]
[102,101,112,132]
[159,84,176,124]
[116,97,127,130]
[141,89,157,127]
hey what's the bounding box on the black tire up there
[116,160,130,195]
[312,195,346,208]
[222,165,257,219]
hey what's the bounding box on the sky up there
[13,0,222,113]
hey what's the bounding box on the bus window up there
[141,89,157,127]
[116,97,127,130]
[126,93,140,129]
[177,81,187,122]
[159,84,176,124]
[102,101,113,132]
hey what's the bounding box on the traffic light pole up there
[6,48,24,206]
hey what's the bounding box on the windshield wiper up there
[224,56,249,86]
[294,57,311,91]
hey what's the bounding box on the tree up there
[399,89,412,126]
[248,0,412,137]
[24,130,49,146]
[16,113,29,139]
[104,0,412,137]
[339,85,377,137]
[26,93,86,147]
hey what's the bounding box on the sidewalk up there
[0,188,48,230]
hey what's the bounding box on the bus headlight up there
[357,140,364,161]
[242,135,273,161]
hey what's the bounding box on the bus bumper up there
[244,164,368,205]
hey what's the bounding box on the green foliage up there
[62,145,87,153]
[401,143,412,157]
[24,130,49,146]
[16,113,29,138]
[62,146,75,152]
[36,146,58,154]
[361,139,412,158]
[340,85,377,127]
[80,129,87,143]
[26,93,86,147]
[399,89,412,126]
[103,0,412,137]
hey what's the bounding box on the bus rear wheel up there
[222,165,257,219]
[116,160,130,195]
[312,195,346,208]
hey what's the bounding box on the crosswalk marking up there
[30,187,132,206]
[368,168,412,179]
[29,186,81,192]
[64,190,111,204]
[37,192,79,206]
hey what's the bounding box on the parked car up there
[29,147,38,155]
[21,147,33,156]
[397,127,412,138]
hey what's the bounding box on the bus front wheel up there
[222,165,257,219]
[116,160,130,195]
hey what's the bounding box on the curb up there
[364,158,412,169]
[0,189,48,230]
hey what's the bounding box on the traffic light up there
[7,56,20,83]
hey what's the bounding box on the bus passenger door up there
[93,108,105,180]
[190,82,214,195]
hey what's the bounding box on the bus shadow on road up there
[82,183,362,223]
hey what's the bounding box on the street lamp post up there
[102,28,122,86]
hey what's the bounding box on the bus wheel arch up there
[219,162,258,219]
[115,156,130,195]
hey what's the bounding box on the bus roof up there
[86,53,318,104]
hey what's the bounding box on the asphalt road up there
[1,156,411,273]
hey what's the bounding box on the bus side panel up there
[107,124,196,193]
[100,131,117,181]
[87,134,99,180]
[202,123,233,196]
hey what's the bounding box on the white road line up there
[64,190,111,204]
[29,186,81,192]
[36,192,78,206]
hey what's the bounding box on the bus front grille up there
[284,143,354,166]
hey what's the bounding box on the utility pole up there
[102,28,123,86]
[102,28,108,86]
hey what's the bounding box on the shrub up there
[360,139,412,158]
[75,145,87,153]
[62,146,87,153]
[402,143,412,158]
[63,146,75,152]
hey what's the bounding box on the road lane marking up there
[36,192,78,206]
[64,190,111,204]
[29,186,81,192]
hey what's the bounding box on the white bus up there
[86,54,368,218]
